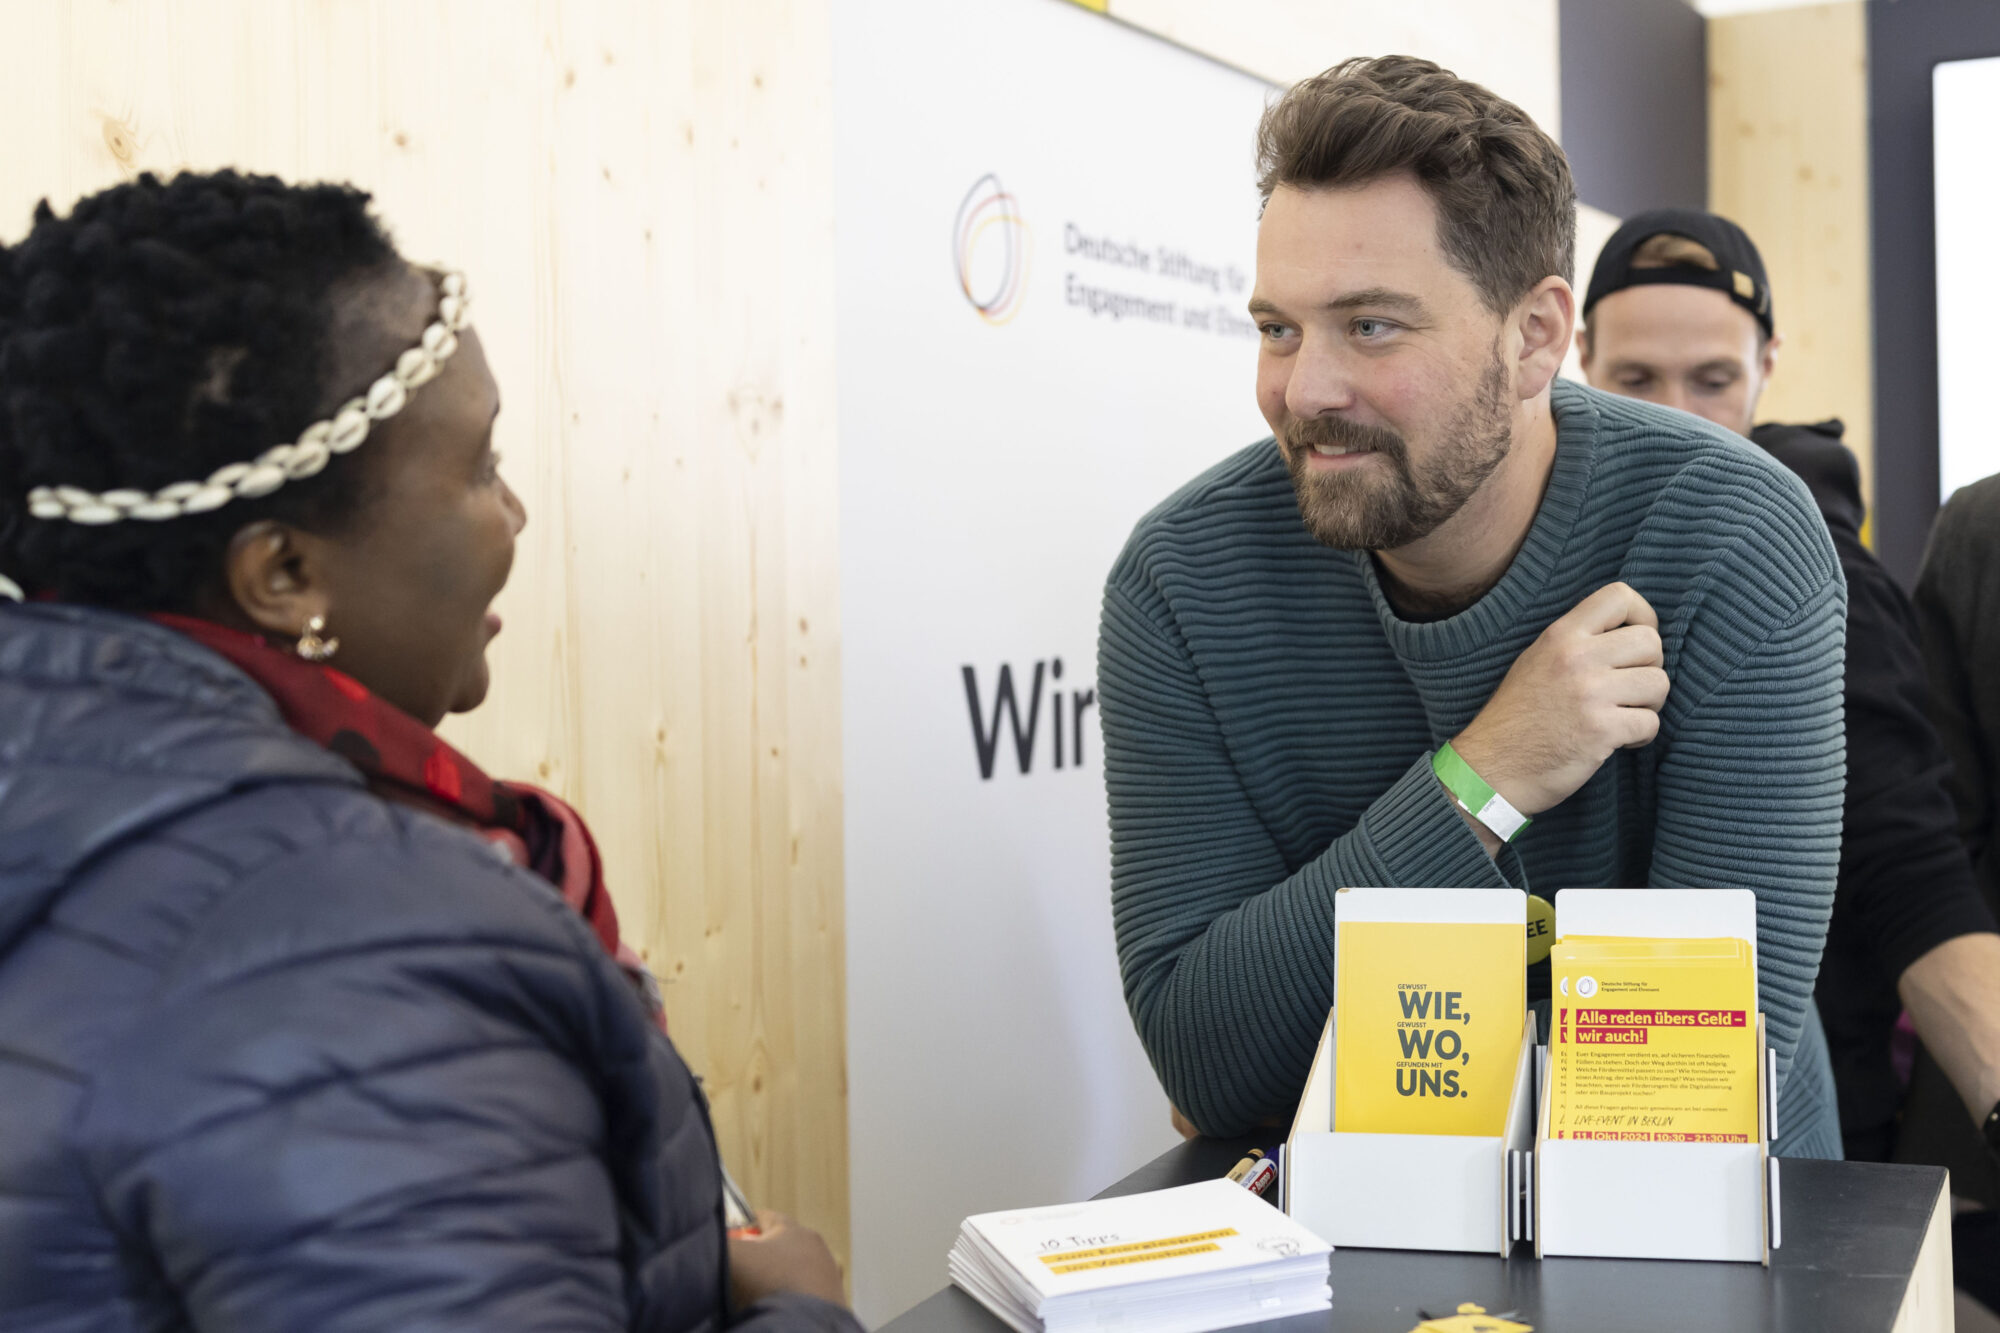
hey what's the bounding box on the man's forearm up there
[1898,931,2000,1122]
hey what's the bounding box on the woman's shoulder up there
[71,777,610,988]
[52,778,713,1331]
[70,778,664,1175]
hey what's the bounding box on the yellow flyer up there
[1548,937,1758,1144]
[1334,920,1524,1136]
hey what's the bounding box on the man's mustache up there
[1282,414,1409,460]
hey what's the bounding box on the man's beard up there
[1280,353,1513,551]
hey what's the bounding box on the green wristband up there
[1432,741,1531,842]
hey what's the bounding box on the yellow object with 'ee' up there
[1548,936,1759,1144]
[1524,894,1555,965]
[1334,920,1524,1136]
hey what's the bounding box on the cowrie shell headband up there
[24,269,471,525]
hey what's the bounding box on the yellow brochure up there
[1334,919,1524,1136]
[1548,936,1758,1144]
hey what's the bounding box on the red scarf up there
[152,613,665,1030]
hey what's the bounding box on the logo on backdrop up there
[953,173,1032,325]
[962,659,1097,779]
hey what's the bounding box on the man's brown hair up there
[1255,55,1575,315]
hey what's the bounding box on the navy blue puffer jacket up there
[0,603,858,1333]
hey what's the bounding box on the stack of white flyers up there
[948,1178,1332,1333]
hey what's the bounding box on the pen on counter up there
[722,1166,762,1238]
[1239,1155,1278,1196]
[1224,1149,1264,1183]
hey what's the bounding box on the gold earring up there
[295,614,340,662]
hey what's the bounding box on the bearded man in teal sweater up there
[1100,55,1845,1158]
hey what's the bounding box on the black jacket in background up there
[0,603,860,1333]
[1915,470,2000,919]
[1752,420,1997,1156]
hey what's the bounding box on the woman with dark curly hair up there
[0,171,857,1332]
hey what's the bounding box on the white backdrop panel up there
[834,0,1276,1320]
[1935,56,2000,501]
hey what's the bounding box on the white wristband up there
[1464,791,1530,843]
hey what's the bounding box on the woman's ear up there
[222,521,330,643]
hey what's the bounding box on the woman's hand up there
[728,1211,848,1308]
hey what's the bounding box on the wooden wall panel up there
[1709,1,1874,515]
[0,0,849,1273]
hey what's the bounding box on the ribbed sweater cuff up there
[1358,755,1518,889]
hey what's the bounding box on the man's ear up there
[1742,329,1782,429]
[1514,275,1576,401]
[222,521,331,643]
[1575,322,1593,369]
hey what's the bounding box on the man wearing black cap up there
[1579,209,2000,1178]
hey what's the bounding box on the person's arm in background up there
[1915,484,2000,894]
[1909,484,2000,1127]
[1902,935,2000,1124]
[1832,508,2000,1131]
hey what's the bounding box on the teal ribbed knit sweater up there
[1100,379,1846,1158]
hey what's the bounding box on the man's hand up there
[729,1211,849,1309]
[1452,582,1670,817]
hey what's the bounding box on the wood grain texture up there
[1709,1,1874,518]
[0,0,849,1274]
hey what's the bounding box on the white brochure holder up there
[1283,888,1538,1256]
[1535,888,1778,1265]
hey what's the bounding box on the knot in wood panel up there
[726,386,785,459]
[99,115,137,168]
